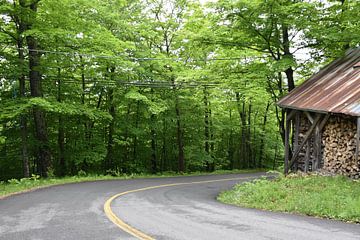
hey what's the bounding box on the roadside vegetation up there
[218,173,360,223]
[0,169,262,199]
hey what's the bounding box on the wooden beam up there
[318,114,330,132]
[305,140,310,173]
[314,114,330,170]
[313,123,321,171]
[304,112,314,124]
[284,110,292,175]
[287,109,297,122]
[289,114,321,169]
[356,117,360,163]
[293,112,300,171]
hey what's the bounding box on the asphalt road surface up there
[0,172,359,240]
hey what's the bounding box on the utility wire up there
[44,74,224,84]
[6,47,263,62]
[44,75,226,89]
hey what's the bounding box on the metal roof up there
[278,48,360,117]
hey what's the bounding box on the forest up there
[0,0,358,180]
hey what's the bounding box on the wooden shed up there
[278,48,360,178]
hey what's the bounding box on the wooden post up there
[286,110,297,122]
[305,140,310,173]
[304,112,314,124]
[284,110,292,175]
[314,122,321,171]
[293,112,300,171]
[316,114,330,170]
[356,117,360,163]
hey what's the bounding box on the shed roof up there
[278,48,360,117]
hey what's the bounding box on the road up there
[0,172,359,240]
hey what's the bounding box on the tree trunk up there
[105,67,116,171]
[57,68,66,176]
[80,56,86,105]
[247,102,253,167]
[175,90,185,172]
[236,92,248,168]
[252,111,258,167]
[282,24,295,92]
[228,109,235,169]
[106,88,115,170]
[259,102,270,168]
[133,101,140,167]
[161,115,167,172]
[209,107,215,171]
[24,1,51,177]
[281,25,296,161]
[17,36,30,178]
[203,87,211,171]
[79,56,91,143]
[57,116,65,176]
[150,114,157,173]
[123,103,131,172]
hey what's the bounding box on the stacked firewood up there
[297,117,314,171]
[322,117,359,178]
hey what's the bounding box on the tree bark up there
[57,68,66,176]
[105,67,116,171]
[282,24,295,92]
[123,103,131,172]
[17,32,30,178]
[209,107,215,171]
[161,115,167,172]
[175,89,185,172]
[228,109,235,169]
[203,87,211,171]
[236,92,248,168]
[133,101,140,167]
[259,102,270,168]
[105,88,115,170]
[23,1,52,177]
[247,102,253,167]
[150,113,157,173]
[57,116,65,176]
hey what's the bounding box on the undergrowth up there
[218,173,360,223]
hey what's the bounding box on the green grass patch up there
[0,169,264,199]
[218,173,360,223]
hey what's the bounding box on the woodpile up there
[322,117,359,178]
[296,116,315,171]
[285,111,359,178]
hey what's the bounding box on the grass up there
[0,169,264,199]
[218,173,360,223]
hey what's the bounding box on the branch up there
[0,27,17,41]
[236,13,279,60]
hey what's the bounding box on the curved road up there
[0,173,359,240]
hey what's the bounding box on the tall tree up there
[20,0,52,177]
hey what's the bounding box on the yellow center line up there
[103,176,258,240]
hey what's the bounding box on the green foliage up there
[28,98,112,121]
[77,170,87,177]
[1,0,357,180]
[218,174,360,223]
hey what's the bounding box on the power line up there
[45,75,223,84]
[5,46,263,62]
[43,75,226,89]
